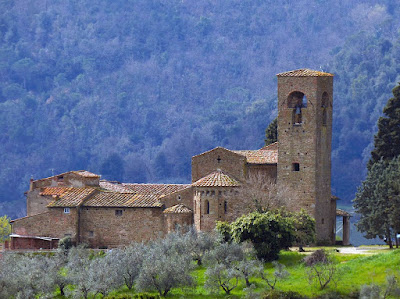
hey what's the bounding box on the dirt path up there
[338,246,389,254]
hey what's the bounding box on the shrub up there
[58,236,73,250]
[303,249,329,266]
[215,221,232,243]
[230,211,294,261]
[305,249,337,290]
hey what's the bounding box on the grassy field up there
[105,247,400,298]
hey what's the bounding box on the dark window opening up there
[89,231,94,237]
[206,200,210,214]
[292,163,300,171]
[217,156,221,163]
[288,91,306,125]
[115,210,123,216]
[322,218,325,224]
[224,201,227,214]
[322,108,327,126]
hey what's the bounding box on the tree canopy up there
[369,84,400,168]
[265,117,277,146]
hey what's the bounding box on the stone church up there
[8,69,350,250]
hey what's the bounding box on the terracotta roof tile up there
[72,170,100,178]
[83,192,162,208]
[233,148,278,164]
[277,69,333,77]
[34,170,100,183]
[260,142,278,151]
[122,184,191,196]
[100,181,134,193]
[336,209,351,217]
[40,187,72,197]
[163,204,192,214]
[47,187,97,207]
[192,170,240,187]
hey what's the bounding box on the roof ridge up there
[277,68,334,77]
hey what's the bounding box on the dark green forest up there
[0,0,399,217]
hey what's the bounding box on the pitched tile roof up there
[72,170,100,178]
[163,204,192,214]
[83,192,162,208]
[192,170,240,187]
[34,170,100,182]
[40,187,72,197]
[233,144,278,164]
[277,69,334,77]
[336,209,351,217]
[47,187,97,207]
[260,142,278,151]
[100,180,134,193]
[122,184,191,196]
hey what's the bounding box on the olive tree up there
[136,238,194,296]
[109,244,146,290]
[204,242,254,294]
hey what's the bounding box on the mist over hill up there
[0,0,399,217]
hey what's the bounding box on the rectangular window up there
[115,210,123,216]
[89,231,94,237]
[64,208,70,214]
[292,163,300,171]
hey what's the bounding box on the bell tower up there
[276,69,335,244]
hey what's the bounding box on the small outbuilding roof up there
[336,209,351,217]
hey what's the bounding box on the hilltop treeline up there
[0,0,399,216]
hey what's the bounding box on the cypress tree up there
[369,84,400,168]
[265,117,277,146]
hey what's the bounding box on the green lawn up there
[105,248,400,298]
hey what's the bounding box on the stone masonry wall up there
[27,189,55,216]
[79,207,165,248]
[160,187,194,210]
[12,208,78,239]
[192,148,246,182]
[31,172,99,190]
[277,75,334,244]
[194,186,247,232]
[164,213,193,233]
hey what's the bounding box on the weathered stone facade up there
[10,69,341,249]
[276,70,335,243]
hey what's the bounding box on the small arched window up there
[321,92,329,126]
[205,200,210,214]
[287,91,306,125]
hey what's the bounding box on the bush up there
[215,221,232,243]
[303,249,329,266]
[58,236,73,250]
[304,250,337,290]
[230,211,295,261]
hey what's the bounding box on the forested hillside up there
[0,0,399,217]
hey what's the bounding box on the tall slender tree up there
[369,84,400,168]
[265,117,278,146]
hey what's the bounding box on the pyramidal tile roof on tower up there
[163,204,193,214]
[277,69,334,77]
[192,170,240,187]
